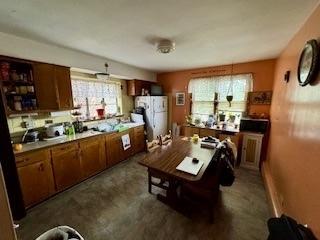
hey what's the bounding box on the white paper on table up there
[121,134,131,150]
[176,157,204,175]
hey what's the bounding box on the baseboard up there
[261,162,282,217]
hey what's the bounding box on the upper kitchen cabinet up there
[33,63,74,111]
[127,79,151,96]
[0,56,38,115]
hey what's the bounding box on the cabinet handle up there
[39,163,44,171]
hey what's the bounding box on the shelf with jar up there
[0,58,38,113]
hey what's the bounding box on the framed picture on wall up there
[248,91,273,105]
[176,92,185,106]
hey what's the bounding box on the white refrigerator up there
[135,96,168,141]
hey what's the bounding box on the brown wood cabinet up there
[33,63,73,111]
[51,143,81,191]
[183,126,200,137]
[105,130,136,167]
[133,125,145,154]
[105,133,122,167]
[119,129,134,160]
[79,136,107,179]
[16,150,55,208]
[15,125,146,208]
[199,128,217,138]
[127,79,151,96]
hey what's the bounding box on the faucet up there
[21,129,29,143]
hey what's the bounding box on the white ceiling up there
[0,0,318,72]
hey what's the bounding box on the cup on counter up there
[191,134,199,143]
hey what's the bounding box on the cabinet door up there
[79,136,106,179]
[16,150,55,207]
[106,133,122,167]
[241,134,263,170]
[119,130,133,160]
[183,126,200,137]
[51,143,81,191]
[55,66,73,110]
[133,126,145,154]
[127,80,137,96]
[33,63,59,110]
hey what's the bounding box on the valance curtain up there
[188,73,253,119]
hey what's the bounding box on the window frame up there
[71,76,122,118]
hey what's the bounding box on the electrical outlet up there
[21,118,35,129]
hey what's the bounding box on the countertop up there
[183,124,240,134]
[14,122,144,155]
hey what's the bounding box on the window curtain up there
[71,78,121,117]
[188,74,253,119]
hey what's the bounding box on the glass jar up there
[14,96,22,111]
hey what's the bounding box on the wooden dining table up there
[138,137,217,208]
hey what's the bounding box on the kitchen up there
[1,1,320,240]
[1,55,170,210]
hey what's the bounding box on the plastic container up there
[96,108,105,118]
[35,226,84,240]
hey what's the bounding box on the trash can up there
[35,226,84,240]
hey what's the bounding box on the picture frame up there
[248,91,272,105]
[176,92,185,106]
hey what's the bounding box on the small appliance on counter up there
[72,120,84,133]
[21,129,40,143]
[45,123,64,138]
[240,118,269,133]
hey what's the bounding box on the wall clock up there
[297,39,319,86]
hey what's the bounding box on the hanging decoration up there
[226,63,234,107]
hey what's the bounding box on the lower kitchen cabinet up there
[199,128,217,138]
[105,129,137,167]
[241,133,263,170]
[79,136,107,179]
[119,129,134,160]
[51,143,81,191]
[105,133,122,167]
[183,126,200,137]
[133,125,145,154]
[16,150,55,208]
[15,125,146,208]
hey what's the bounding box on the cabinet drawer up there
[17,158,55,207]
[51,142,78,155]
[16,149,50,167]
[199,128,216,138]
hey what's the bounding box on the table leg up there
[157,180,185,212]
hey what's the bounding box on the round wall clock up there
[297,39,319,86]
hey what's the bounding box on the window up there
[188,74,253,122]
[71,78,122,118]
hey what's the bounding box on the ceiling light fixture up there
[95,63,110,81]
[156,39,175,54]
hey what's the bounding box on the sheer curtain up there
[71,78,121,117]
[188,74,253,120]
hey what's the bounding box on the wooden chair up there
[147,131,174,194]
[180,149,224,222]
[148,169,170,194]
[146,138,169,194]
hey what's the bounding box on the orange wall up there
[157,59,276,125]
[266,4,320,237]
